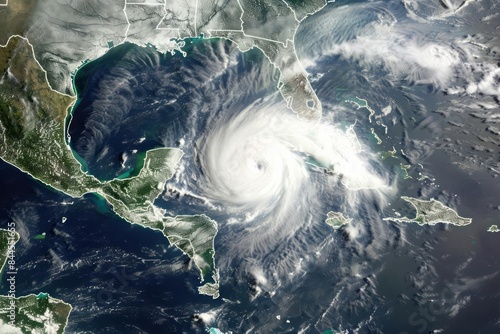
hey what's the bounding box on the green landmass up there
[0,35,101,196]
[33,233,46,240]
[0,294,72,334]
[163,215,219,298]
[100,148,183,214]
[384,196,472,226]
[0,36,219,297]
[487,225,499,232]
[325,211,352,229]
[400,163,412,180]
[381,146,397,160]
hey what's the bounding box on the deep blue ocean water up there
[0,159,224,333]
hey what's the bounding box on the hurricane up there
[67,28,399,297]
[162,89,396,293]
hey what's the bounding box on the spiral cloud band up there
[198,97,389,207]
[169,95,397,284]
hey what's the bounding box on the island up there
[0,36,219,297]
[384,196,472,226]
[0,294,72,334]
[0,229,72,334]
[487,225,499,232]
[325,211,352,229]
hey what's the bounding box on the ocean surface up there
[1,1,500,333]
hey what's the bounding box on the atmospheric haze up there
[296,1,500,97]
